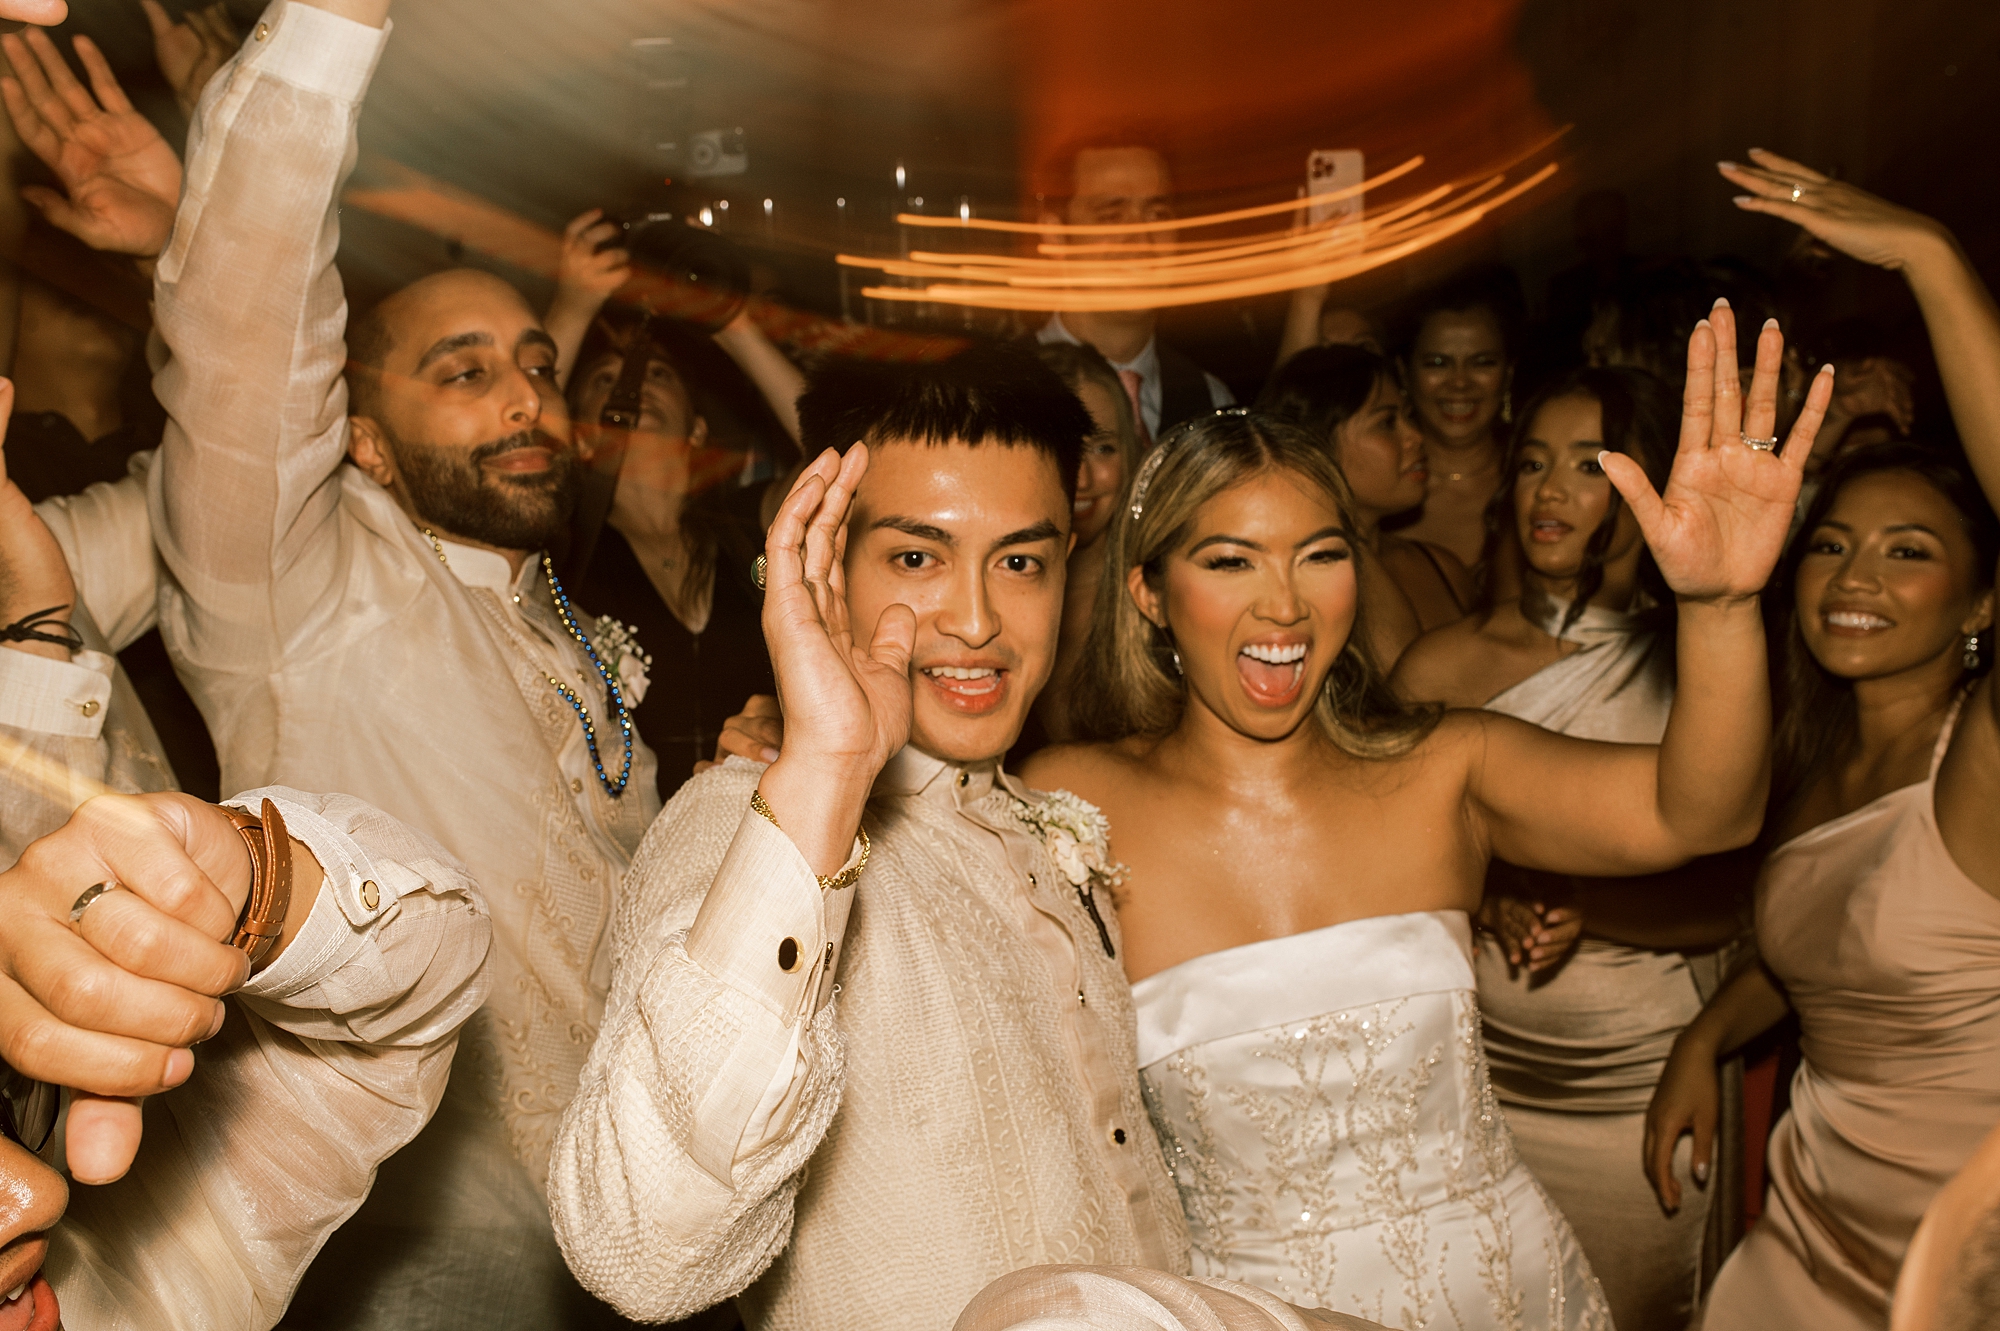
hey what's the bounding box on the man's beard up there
[387,426,578,553]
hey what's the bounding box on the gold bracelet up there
[751,789,870,891]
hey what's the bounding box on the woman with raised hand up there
[1260,344,1472,671]
[1392,364,1758,1330]
[1642,154,2000,1331]
[1026,302,1831,1328]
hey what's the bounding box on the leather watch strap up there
[219,798,294,969]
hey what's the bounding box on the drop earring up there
[1171,649,1184,677]
[1500,386,1514,425]
[1966,633,1983,671]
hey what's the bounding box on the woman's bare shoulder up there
[1389,615,1496,705]
[1019,736,1158,803]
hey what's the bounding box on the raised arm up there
[550,446,911,1318]
[145,0,387,657]
[1470,304,1833,874]
[1720,153,2000,885]
[1720,150,2000,489]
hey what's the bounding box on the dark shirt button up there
[778,937,800,971]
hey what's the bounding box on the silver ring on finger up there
[69,880,120,927]
[1741,433,1780,451]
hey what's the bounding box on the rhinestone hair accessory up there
[1126,407,1252,522]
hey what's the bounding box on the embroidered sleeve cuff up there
[229,791,394,999]
[0,649,113,738]
[242,1,391,100]
[684,807,858,1026]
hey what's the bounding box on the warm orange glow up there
[837,153,1558,312]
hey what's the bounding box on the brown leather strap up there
[219,799,294,970]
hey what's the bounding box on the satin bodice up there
[1134,911,1608,1328]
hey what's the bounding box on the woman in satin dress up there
[1645,154,2000,1331]
[1027,302,1833,1329]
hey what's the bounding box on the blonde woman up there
[1029,341,1143,746]
[1025,304,1832,1328]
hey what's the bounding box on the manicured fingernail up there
[1693,1161,1709,1183]
[1717,160,1738,171]
[1712,297,1731,309]
[166,1047,194,1085]
[1821,362,1836,375]
[1695,319,1710,330]
[1763,318,1779,330]
[1733,195,1755,206]
[761,747,780,762]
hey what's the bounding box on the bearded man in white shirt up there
[549,345,1382,1331]
[0,1,659,1323]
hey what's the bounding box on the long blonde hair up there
[1071,410,1439,756]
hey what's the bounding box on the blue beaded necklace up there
[540,553,634,800]
[421,530,633,800]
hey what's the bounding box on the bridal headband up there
[1127,406,1252,522]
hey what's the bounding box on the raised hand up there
[141,0,243,118]
[0,792,256,1181]
[757,447,914,872]
[0,27,182,257]
[1719,149,1948,274]
[553,208,632,311]
[1600,301,1834,603]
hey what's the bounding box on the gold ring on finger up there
[752,553,768,591]
[1741,433,1779,451]
[1790,185,1803,203]
[69,880,120,927]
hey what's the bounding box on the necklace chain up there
[542,554,634,800]
[422,529,632,800]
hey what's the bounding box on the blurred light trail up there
[838,149,1558,312]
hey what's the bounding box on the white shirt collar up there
[429,534,523,594]
[1038,313,1160,382]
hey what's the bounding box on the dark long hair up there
[1257,344,1399,445]
[1769,441,2000,812]
[1479,366,1680,635]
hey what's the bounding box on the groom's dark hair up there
[797,339,1089,502]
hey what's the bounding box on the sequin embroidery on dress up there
[1132,910,1610,1331]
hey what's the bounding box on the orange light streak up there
[889,154,1431,235]
[840,157,1556,312]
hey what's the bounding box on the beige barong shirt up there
[2,640,491,1329]
[551,750,1191,1329]
[126,1,658,1311]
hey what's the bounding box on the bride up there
[1024,304,1832,1329]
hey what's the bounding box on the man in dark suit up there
[1033,135,1234,445]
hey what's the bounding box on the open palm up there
[762,446,915,780]
[0,28,182,257]
[1602,302,1834,601]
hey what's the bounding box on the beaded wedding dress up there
[1133,910,1611,1331]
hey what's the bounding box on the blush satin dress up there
[1701,701,2000,1330]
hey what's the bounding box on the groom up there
[551,346,1381,1330]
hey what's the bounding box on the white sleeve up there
[549,768,862,1323]
[45,785,491,1331]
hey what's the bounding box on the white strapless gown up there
[1133,910,1611,1331]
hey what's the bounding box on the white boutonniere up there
[1015,789,1127,957]
[592,616,653,706]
